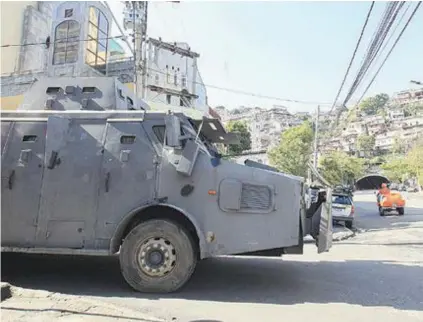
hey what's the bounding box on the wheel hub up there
[137,237,176,277]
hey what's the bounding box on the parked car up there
[407,186,418,193]
[390,183,399,191]
[332,193,355,229]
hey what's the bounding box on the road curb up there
[1,282,12,302]
[333,230,356,241]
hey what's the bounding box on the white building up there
[388,110,405,120]
[391,88,423,106]
[1,1,210,116]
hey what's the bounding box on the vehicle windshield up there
[332,194,352,205]
[181,121,213,156]
[186,119,219,157]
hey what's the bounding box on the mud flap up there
[317,188,333,253]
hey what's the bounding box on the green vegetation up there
[403,102,423,117]
[381,141,423,184]
[318,151,365,186]
[225,120,252,154]
[359,93,389,116]
[268,122,314,178]
[356,134,376,152]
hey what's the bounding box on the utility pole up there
[313,105,320,168]
[123,1,148,102]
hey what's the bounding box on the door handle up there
[8,170,15,190]
[47,151,59,169]
[105,172,110,193]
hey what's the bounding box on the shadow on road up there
[0,307,150,321]
[2,253,422,312]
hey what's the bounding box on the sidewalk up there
[1,284,165,322]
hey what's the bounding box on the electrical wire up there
[0,35,128,48]
[361,2,413,82]
[1,37,332,105]
[342,2,406,107]
[144,66,332,105]
[330,1,375,113]
[355,1,422,106]
[341,2,397,105]
[329,2,407,129]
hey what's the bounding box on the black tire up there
[345,221,353,229]
[119,219,197,293]
[397,207,405,216]
[379,207,385,216]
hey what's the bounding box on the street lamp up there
[410,80,422,85]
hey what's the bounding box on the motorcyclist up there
[379,183,390,195]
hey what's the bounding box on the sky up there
[107,1,423,113]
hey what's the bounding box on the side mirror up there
[164,114,182,147]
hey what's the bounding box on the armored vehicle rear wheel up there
[119,219,197,293]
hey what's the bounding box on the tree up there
[225,120,251,154]
[381,156,410,183]
[319,151,365,185]
[381,141,423,184]
[357,134,375,153]
[268,122,314,177]
[359,93,389,116]
[405,142,423,186]
[392,135,406,155]
[404,102,423,117]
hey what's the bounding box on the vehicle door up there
[36,116,106,248]
[318,188,333,253]
[1,121,46,247]
[95,120,157,242]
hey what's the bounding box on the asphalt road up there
[2,191,423,322]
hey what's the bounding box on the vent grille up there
[240,184,271,210]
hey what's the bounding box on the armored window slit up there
[46,87,62,94]
[120,135,136,144]
[82,87,96,93]
[22,135,37,142]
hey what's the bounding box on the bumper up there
[381,206,403,211]
[333,216,353,222]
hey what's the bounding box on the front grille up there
[240,184,271,210]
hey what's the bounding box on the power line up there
[330,1,375,113]
[330,2,407,130]
[342,2,406,107]
[361,2,413,82]
[1,36,332,105]
[355,1,422,106]
[144,66,332,105]
[0,26,333,105]
[0,35,128,48]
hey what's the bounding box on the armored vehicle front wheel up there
[119,219,197,293]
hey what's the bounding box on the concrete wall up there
[0,1,37,74]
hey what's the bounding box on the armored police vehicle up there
[1,77,333,293]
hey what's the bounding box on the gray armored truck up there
[1,77,333,293]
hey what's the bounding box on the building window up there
[174,74,178,86]
[166,94,171,104]
[166,67,171,83]
[86,6,109,67]
[53,20,80,65]
[181,75,187,87]
[64,9,73,18]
